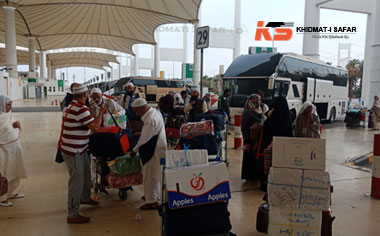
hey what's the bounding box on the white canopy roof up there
[0,0,201,54]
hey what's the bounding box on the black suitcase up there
[159,202,232,236]
[256,202,269,233]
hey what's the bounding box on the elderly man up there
[184,89,208,122]
[118,82,140,120]
[130,98,167,210]
[89,88,125,121]
[60,83,106,224]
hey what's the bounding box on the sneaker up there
[80,199,100,206]
[0,201,13,207]
[67,215,90,224]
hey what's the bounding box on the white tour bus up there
[223,52,349,122]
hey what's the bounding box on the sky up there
[12,0,368,85]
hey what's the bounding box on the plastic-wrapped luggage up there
[108,153,142,175]
[178,134,218,155]
[180,120,214,137]
[195,110,226,131]
[106,172,143,188]
[256,202,269,233]
[159,202,232,236]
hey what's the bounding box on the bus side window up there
[292,84,300,98]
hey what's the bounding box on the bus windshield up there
[223,78,273,107]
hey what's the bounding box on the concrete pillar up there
[47,61,52,79]
[368,0,380,105]
[183,24,188,63]
[133,45,139,76]
[28,37,36,72]
[154,31,160,77]
[3,6,18,78]
[302,0,320,58]
[40,51,47,78]
[233,0,241,59]
[362,9,375,105]
[193,22,201,86]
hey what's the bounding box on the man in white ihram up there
[130,98,167,210]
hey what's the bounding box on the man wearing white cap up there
[89,88,125,122]
[130,98,167,210]
[118,82,140,120]
[59,83,106,224]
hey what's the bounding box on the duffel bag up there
[106,172,143,188]
[178,134,218,155]
[180,120,214,138]
[195,110,225,131]
[159,202,232,236]
[89,126,130,158]
[108,153,142,175]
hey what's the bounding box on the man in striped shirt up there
[60,83,106,224]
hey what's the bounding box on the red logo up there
[190,173,205,191]
[255,21,293,41]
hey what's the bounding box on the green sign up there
[249,46,277,54]
[28,78,37,83]
[58,80,64,87]
[186,64,193,79]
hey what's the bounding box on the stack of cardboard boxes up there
[268,137,331,236]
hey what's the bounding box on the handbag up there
[55,104,77,163]
[139,134,159,165]
[0,172,8,196]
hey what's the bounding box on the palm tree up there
[346,59,363,98]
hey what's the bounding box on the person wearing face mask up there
[184,89,208,122]
[241,94,266,185]
[294,102,321,138]
[89,88,125,120]
[0,95,28,207]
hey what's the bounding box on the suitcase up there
[106,172,143,188]
[321,210,335,236]
[256,202,269,233]
[89,126,130,158]
[159,202,232,236]
[178,134,218,155]
[195,110,225,131]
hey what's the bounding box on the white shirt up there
[133,108,167,158]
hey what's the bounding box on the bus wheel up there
[329,107,336,123]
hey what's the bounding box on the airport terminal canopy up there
[0,0,201,54]
[0,48,39,65]
[54,64,105,70]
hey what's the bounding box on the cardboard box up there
[268,206,322,236]
[268,167,330,210]
[165,150,208,169]
[165,162,231,209]
[273,137,326,170]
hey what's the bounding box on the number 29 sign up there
[196,26,209,49]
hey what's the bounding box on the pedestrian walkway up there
[0,108,379,235]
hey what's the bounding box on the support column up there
[28,37,36,73]
[302,0,320,58]
[3,6,18,78]
[183,24,188,63]
[193,22,201,86]
[368,0,380,105]
[233,0,241,59]
[133,45,139,76]
[39,51,47,79]
[154,31,160,77]
[47,61,52,79]
[362,10,375,105]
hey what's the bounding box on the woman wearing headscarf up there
[241,94,266,184]
[372,95,380,130]
[294,102,321,138]
[259,97,293,191]
[0,95,27,207]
